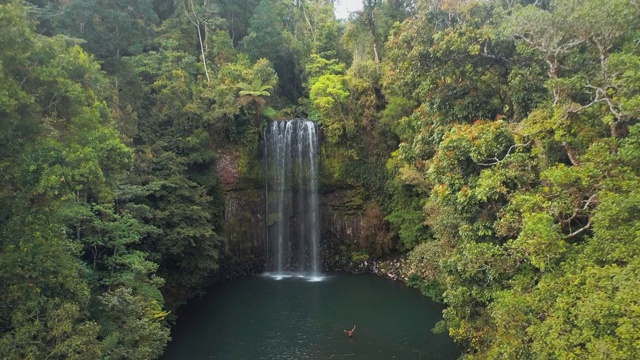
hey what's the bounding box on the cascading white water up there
[264,119,321,279]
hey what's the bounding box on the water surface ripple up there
[162,273,459,360]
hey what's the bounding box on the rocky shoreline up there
[213,252,415,286]
[331,256,413,283]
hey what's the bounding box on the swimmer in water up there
[344,325,356,337]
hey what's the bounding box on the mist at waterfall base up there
[161,274,460,359]
[264,119,321,279]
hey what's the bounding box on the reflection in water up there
[162,274,460,360]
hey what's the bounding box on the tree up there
[0,3,170,358]
[379,0,640,357]
[243,0,302,102]
[27,0,160,73]
[0,208,103,360]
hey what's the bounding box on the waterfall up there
[264,119,321,279]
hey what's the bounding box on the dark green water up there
[161,273,459,360]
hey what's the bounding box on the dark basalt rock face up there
[218,186,384,275]
[214,123,389,279]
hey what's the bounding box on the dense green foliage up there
[1,0,639,358]
[0,0,277,357]
[378,1,640,358]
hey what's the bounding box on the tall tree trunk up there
[186,0,211,82]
